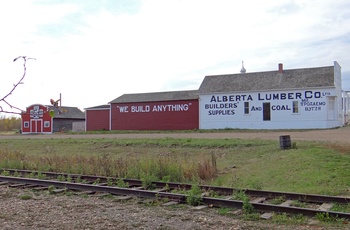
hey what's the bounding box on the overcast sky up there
[0,0,349,115]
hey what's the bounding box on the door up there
[263,103,271,121]
[30,119,43,133]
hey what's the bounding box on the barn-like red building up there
[109,90,199,130]
[21,104,53,134]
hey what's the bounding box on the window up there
[44,121,50,128]
[263,103,271,121]
[244,102,250,114]
[292,101,299,113]
[24,121,29,128]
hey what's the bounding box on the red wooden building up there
[21,104,53,134]
[85,105,110,131]
[21,104,85,134]
[109,90,199,130]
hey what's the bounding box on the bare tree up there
[0,56,35,115]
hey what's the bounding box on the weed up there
[93,178,100,185]
[161,175,171,182]
[331,203,350,213]
[66,175,72,183]
[1,170,10,176]
[315,212,337,222]
[48,185,56,194]
[291,200,307,208]
[241,213,260,221]
[19,194,32,200]
[13,171,20,177]
[37,172,46,180]
[232,190,246,200]
[186,184,202,206]
[28,171,35,178]
[65,191,73,196]
[107,178,114,187]
[242,195,254,214]
[270,196,286,205]
[271,213,306,224]
[81,194,89,198]
[233,190,254,214]
[218,208,231,215]
[206,189,220,198]
[141,174,157,190]
[57,175,66,181]
[75,176,81,183]
[116,178,129,188]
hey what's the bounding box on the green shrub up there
[186,184,203,206]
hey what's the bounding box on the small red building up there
[21,104,85,134]
[21,104,53,134]
[85,105,110,131]
[109,90,199,130]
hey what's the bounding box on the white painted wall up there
[199,87,342,129]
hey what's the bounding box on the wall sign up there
[202,90,332,116]
[116,103,191,113]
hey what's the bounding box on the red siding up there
[110,100,199,130]
[86,109,110,131]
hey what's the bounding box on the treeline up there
[0,116,21,132]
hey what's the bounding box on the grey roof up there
[85,104,110,110]
[199,65,335,94]
[47,106,85,119]
[110,90,199,103]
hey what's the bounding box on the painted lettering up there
[117,106,129,113]
[152,104,189,112]
[210,94,253,102]
[205,103,238,109]
[208,110,235,115]
[271,105,291,111]
[251,106,262,111]
[131,105,150,113]
[258,91,321,101]
[305,107,321,111]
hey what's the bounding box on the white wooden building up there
[199,62,345,129]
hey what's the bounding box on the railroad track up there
[0,169,349,220]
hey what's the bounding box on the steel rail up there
[0,176,184,201]
[1,175,350,219]
[2,169,349,204]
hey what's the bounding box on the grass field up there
[0,136,349,196]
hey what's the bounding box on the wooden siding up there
[52,118,85,132]
[111,100,198,130]
[86,109,110,131]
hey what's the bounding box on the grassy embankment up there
[0,136,349,196]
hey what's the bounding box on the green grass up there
[0,137,349,196]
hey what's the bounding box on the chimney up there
[278,63,283,73]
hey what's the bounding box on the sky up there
[0,0,349,115]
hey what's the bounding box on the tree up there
[0,56,35,115]
[0,116,21,131]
